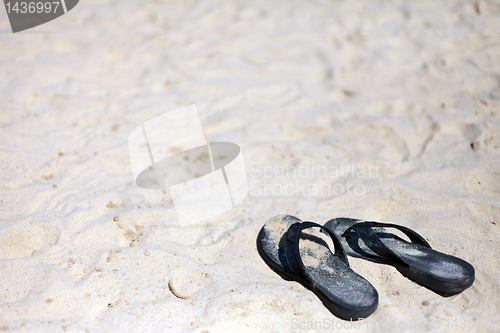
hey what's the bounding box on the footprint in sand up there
[461,123,482,142]
[167,267,212,300]
[462,123,482,149]
[466,169,500,195]
[470,201,500,222]
[0,224,60,260]
[466,170,500,222]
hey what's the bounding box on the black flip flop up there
[257,215,378,320]
[324,218,475,294]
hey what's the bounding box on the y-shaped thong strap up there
[341,221,432,268]
[285,221,349,279]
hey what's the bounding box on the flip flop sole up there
[257,216,378,320]
[257,215,303,282]
[324,218,475,294]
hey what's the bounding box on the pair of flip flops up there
[256,215,475,320]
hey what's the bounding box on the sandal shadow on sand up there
[257,215,378,320]
[323,218,475,295]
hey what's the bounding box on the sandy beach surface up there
[1,0,500,332]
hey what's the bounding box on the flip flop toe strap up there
[341,221,431,267]
[285,221,349,278]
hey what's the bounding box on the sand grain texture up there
[1,0,500,332]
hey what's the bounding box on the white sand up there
[1,0,500,332]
